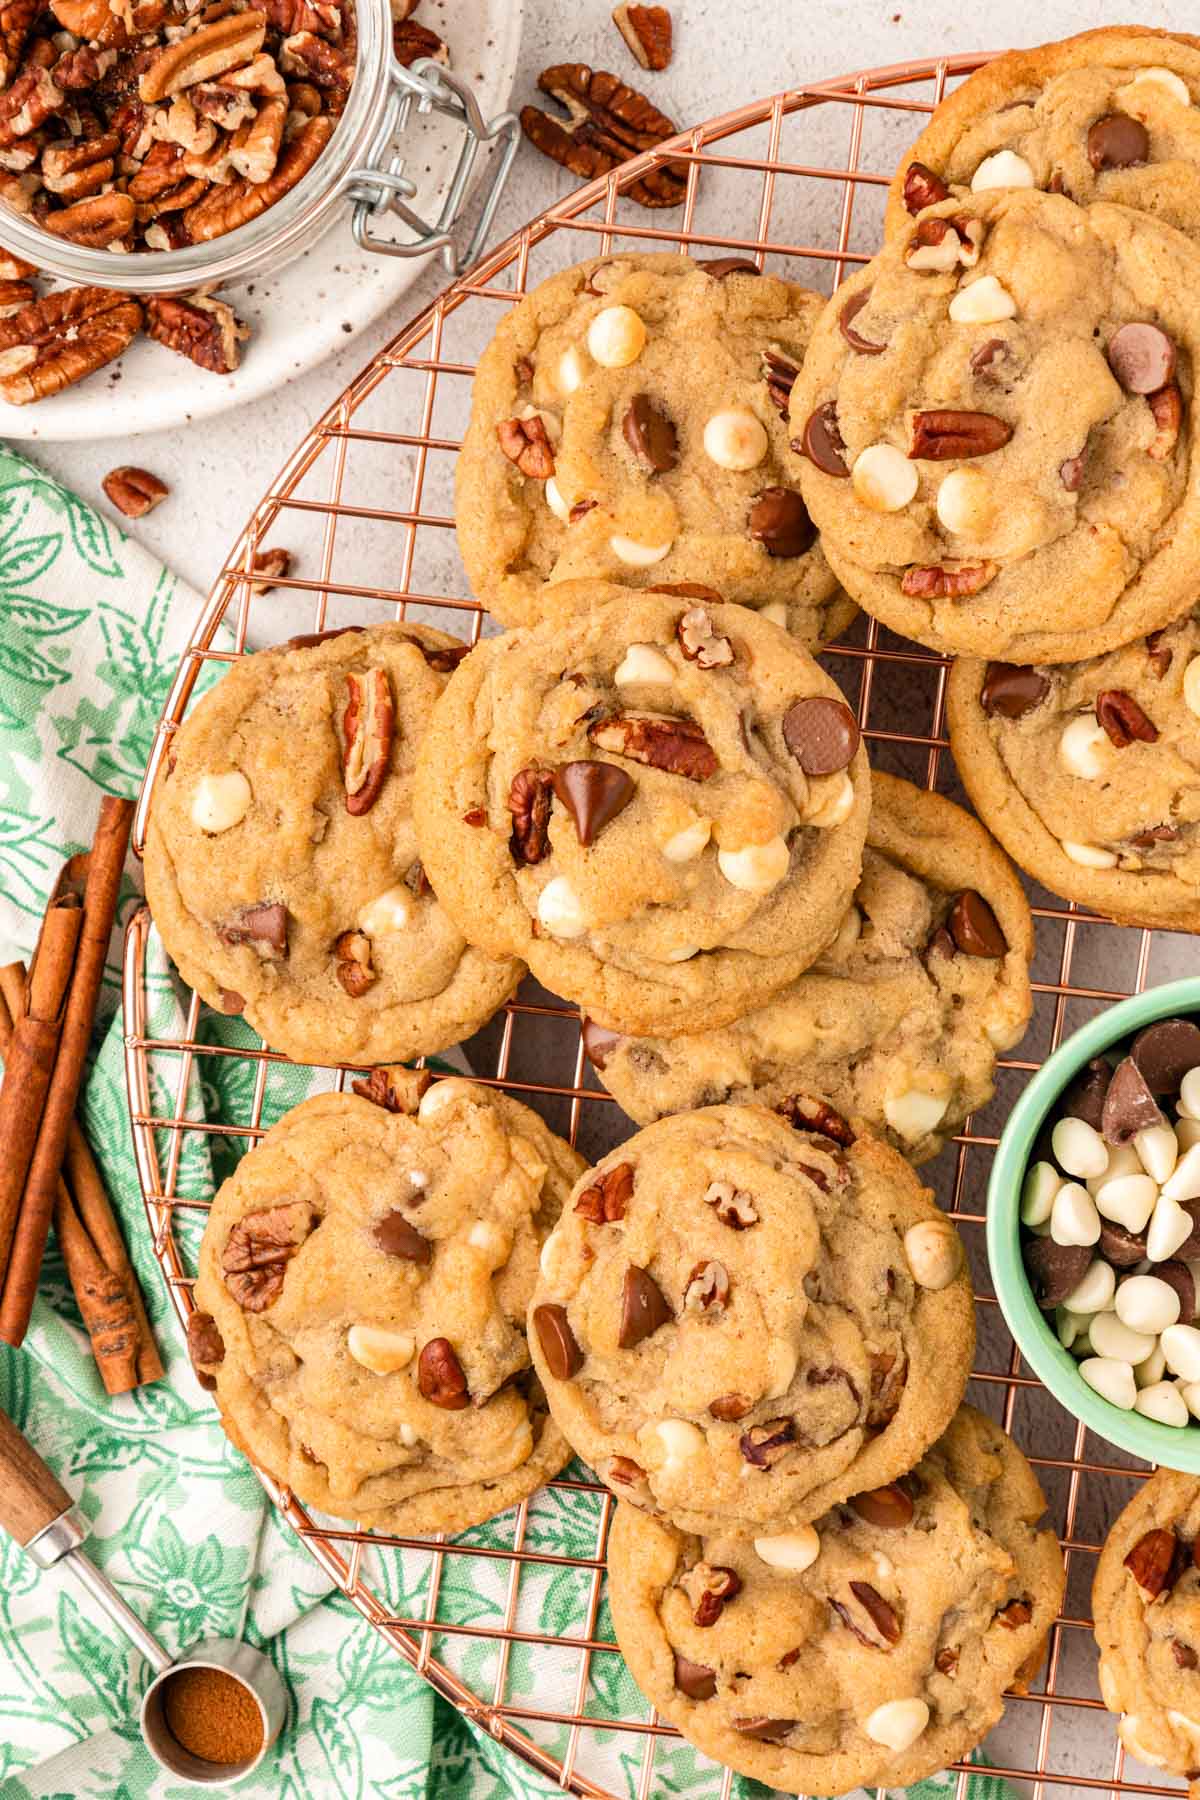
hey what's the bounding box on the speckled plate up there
[2,0,521,443]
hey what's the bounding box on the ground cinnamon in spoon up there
[162,1665,264,1765]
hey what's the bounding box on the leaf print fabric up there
[0,448,1016,1800]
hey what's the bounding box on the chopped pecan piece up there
[250,547,291,594]
[995,1596,1033,1629]
[393,17,449,67]
[902,159,949,212]
[0,286,141,405]
[0,277,34,316]
[508,766,555,865]
[1125,1527,1179,1600]
[739,1418,794,1468]
[417,1336,470,1409]
[676,606,733,668]
[830,1581,901,1649]
[587,712,717,779]
[775,1093,854,1145]
[575,1160,634,1223]
[909,408,1012,459]
[679,1560,741,1627]
[702,1179,758,1227]
[0,66,60,150]
[334,928,375,996]
[497,412,555,479]
[1148,382,1182,461]
[262,0,343,37]
[0,247,36,281]
[222,1199,314,1311]
[683,1259,729,1313]
[612,3,671,70]
[341,666,395,815]
[102,465,168,518]
[139,10,267,102]
[934,1645,959,1676]
[350,1065,430,1113]
[144,293,250,375]
[709,1392,752,1421]
[867,1346,906,1427]
[229,93,286,182]
[0,0,36,86]
[186,1308,224,1387]
[905,214,983,272]
[1096,688,1158,748]
[901,560,998,600]
[521,63,685,208]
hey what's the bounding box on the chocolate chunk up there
[581,1017,623,1070]
[980,662,1050,720]
[373,1210,431,1264]
[622,393,678,472]
[1108,322,1177,395]
[782,695,860,776]
[1061,1057,1113,1130]
[850,1484,914,1529]
[948,889,1007,957]
[748,486,815,558]
[417,1337,469,1409]
[285,625,365,650]
[1157,1260,1197,1324]
[218,901,289,957]
[1131,1019,1200,1095]
[697,256,760,278]
[673,1653,716,1699]
[798,402,848,476]
[1087,112,1150,171]
[552,761,635,847]
[619,1264,672,1348]
[839,288,885,355]
[1099,1221,1148,1268]
[532,1302,584,1379]
[733,1718,795,1742]
[1096,689,1159,748]
[1023,1237,1091,1310]
[1101,1055,1166,1144]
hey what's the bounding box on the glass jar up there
[0,0,519,296]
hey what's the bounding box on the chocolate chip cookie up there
[1093,1469,1200,1788]
[189,1070,585,1536]
[887,28,1200,245]
[608,1405,1064,1795]
[456,251,856,643]
[143,623,523,1066]
[528,1104,975,1535]
[947,610,1200,930]
[790,187,1200,663]
[587,772,1033,1163]
[413,586,870,1036]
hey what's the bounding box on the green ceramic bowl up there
[988,976,1200,1472]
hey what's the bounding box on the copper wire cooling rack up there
[119,51,1200,1800]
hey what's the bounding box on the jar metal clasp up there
[344,55,519,275]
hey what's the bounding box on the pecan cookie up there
[886,28,1200,245]
[587,772,1033,1163]
[144,623,522,1066]
[1093,1469,1200,1790]
[455,251,856,643]
[189,1072,585,1536]
[412,587,871,1036]
[789,187,1200,663]
[528,1104,975,1536]
[947,610,1200,930]
[608,1405,1065,1796]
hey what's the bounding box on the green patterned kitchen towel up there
[0,445,1017,1800]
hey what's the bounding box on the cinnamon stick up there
[0,796,135,1346]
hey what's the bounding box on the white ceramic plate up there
[3,0,521,443]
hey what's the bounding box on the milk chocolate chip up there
[532,1303,584,1379]
[552,761,635,847]
[1087,113,1149,171]
[947,889,1007,957]
[782,695,860,775]
[748,486,815,558]
[623,394,678,472]
[980,662,1049,719]
[1101,1055,1165,1145]
[1131,1019,1200,1095]
[799,402,848,476]
[1108,322,1176,395]
[373,1211,432,1264]
[619,1264,672,1348]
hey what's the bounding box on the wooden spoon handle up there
[0,1404,74,1548]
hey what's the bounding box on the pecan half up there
[676,607,733,668]
[184,113,332,241]
[0,277,33,315]
[575,1160,633,1223]
[612,2,671,70]
[521,63,685,208]
[102,465,168,517]
[1148,382,1182,461]
[341,667,394,815]
[0,286,141,405]
[1096,688,1158,748]
[679,1561,741,1627]
[229,93,286,182]
[902,159,949,213]
[901,560,998,600]
[280,28,351,95]
[262,0,343,37]
[43,191,134,245]
[497,413,555,479]
[417,1336,470,1409]
[508,766,554,864]
[909,409,1012,460]
[140,10,266,101]
[334,928,375,996]
[702,1179,758,1227]
[186,1308,225,1387]
[739,1418,794,1468]
[1125,1527,1178,1600]
[222,1199,314,1311]
[41,129,118,197]
[144,293,250,375]
[683,1259,730,1313]
[588,712,718,779]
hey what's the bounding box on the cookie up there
[144,623,522,1066]
[607,1405,1065,1797]
[413,586,871,1036]
[455,251,856,643]
[947,612,1200,931]
[587,772,1033,1163]
[189,1071,585,1537]
[887,28,1200,245]
[1093,1468,1200,1790]
[789,187,1200,663]
[528,1104,975,1535]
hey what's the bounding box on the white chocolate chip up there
[803,771,855,829]
[1087,1143,1139,1194]
[1162,1323,1200,1382]
[1020,1161,1061,1228]
[1117,1275,1181,1336]
[1119,1714,1168,1768]
[1123,66,1191,105]
[971,148,1035,190]
[1180,1378,1200,1419]
[662,817,712,862]
[947,273,1017,325]
[1135,1342,1168,1387]
[1056,1307,1085,1349]
[702,407,769,471]
[537,876,589,938]
[508,1134,548,1184]
[1079,1356,1137,1409]
[716,836,790,895]
[935,466,995,536]
[557,346,586,394]
[654,1417,705,1476]
[1135,1380,1189,1426]
[1183,655,1200,719]
[1161,1141,1200,1202]
[398,1421,419,1447]
[902,1218,963,1290]
[1135,1124,1178,1186]
[545,476,571,522]
[1050,1181,1101,1247]
[826,904,862,960]
[418,1077,476,1120]
[614,643,676,687]
[1093,1172,1157,1234]
[1178,1067,1200,1121]
[468,1220,508,1260]
[610,533,673,567]
[539,1228,571,1294]
[663,943,700,962]
[1089,1310,1155,1365]
[759,601,789,627]
[357,884,413,936]
[1062,1258,1115,1315]
[1058,715,1109,782]
[190,770,252,834]
[587,305,646,368]
[864,1698,929,1752]
[347,1324,415,1375]
[1147,1193,1195,1263]
[1061,840,1118,869]
[753,1526,820,1572]
[884,1087,949,1143]
[851,443,918,512]
[1051,1116,1109,1179]
[1180,1118,1200,1150]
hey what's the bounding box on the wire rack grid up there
[118,50,1199,1800]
